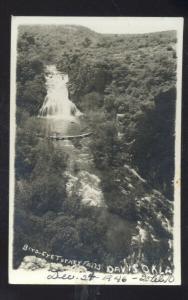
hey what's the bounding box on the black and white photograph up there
[9,17,183,285]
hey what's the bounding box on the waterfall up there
[39,65,82,121]
[37,65,105,208]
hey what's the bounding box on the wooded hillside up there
[14,25,176,271]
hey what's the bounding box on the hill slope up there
[14,25,176,271]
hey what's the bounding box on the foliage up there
[14,25,176,269]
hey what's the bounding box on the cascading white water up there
[38,65,105,208]
[39,65,82,121]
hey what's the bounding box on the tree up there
[131,87,176,199]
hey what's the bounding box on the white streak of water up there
[39,65,82,121]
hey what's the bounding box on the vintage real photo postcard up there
[9,17,183,285]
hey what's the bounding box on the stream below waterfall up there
[38,65,105,207]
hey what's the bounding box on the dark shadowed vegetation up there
[14,25,176,271]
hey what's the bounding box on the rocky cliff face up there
[99,162,173,268]
[15,26,176,272]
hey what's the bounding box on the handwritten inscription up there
[139,273,175,283]
[46,270,174,284]
[47,270,128,283]
[22,244,175,284]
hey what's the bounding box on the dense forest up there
[14,25,176,272]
